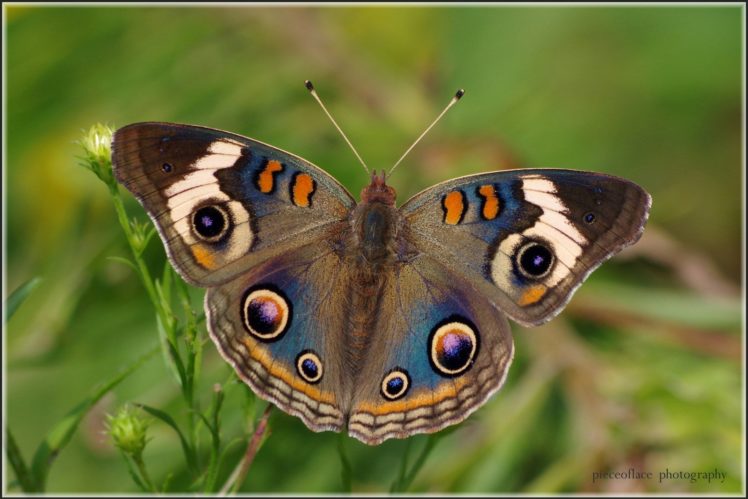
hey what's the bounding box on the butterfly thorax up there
[353,170,401,265]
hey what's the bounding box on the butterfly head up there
[361,170,396,206]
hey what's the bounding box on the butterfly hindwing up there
[112,122,355,287]
[205,237,352,433]
[347,253,514,445]
[400,169,651,326]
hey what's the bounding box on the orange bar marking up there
[518,284,547,306]
[478,184,500,220]
[191,245,217,269]
[292,173,315,207]
[442,191,465,225]
[257,160,283,193]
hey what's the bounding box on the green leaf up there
[200,384,226,493]
[154,280,175,337]
[176,276,202,377]
[29,343,159,490]
[5,277,41,321]
[6,428,38,492]
[136,403,197,473]
[143,225,158,252]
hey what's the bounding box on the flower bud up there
[106,404,150,458]
[78,123,115,188]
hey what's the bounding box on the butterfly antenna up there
[305,80,370,175]
[388,88,464,177]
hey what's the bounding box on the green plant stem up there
[108,187,162,320]
[202,385,225,492]
[177,278,202,464]
[132,453,156,492]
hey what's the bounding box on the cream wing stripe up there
[164,140,253,257]
[522,178,587,245]
[489,175,590,293]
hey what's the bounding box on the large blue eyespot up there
[429,317,479,377]
[241,286,291,342]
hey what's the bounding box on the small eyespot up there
[584,212,596,224]
[162,162,173,173]
[296,350,323,384]
[516,241,554,279]
[429,317,479,377]
[241,286,291,342]
[381,369,411,400]
[192,205,229,242]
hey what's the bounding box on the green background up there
[5,5,744,494]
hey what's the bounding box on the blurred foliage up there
[4,4,744,494]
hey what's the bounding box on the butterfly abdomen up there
[344,266,386,376]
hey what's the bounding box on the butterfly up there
[111,92,651,446]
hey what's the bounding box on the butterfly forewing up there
[400,169,651,326]
[111,122,355,287]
